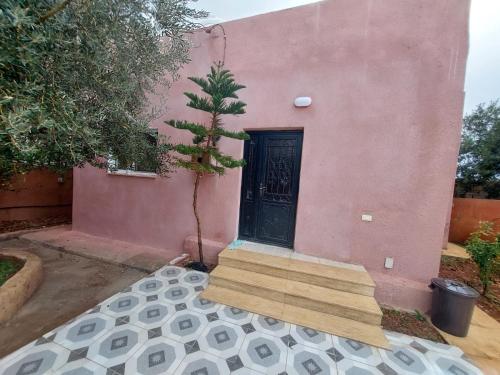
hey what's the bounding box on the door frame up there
[237,129,303,249]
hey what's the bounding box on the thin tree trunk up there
[39,0,74,23]
[482,281,489,296]
[193,172,203,264]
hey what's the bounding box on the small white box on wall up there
[385,257,394,269]
[294,97,312,107]
[361,214,373,222]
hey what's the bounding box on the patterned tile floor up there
[0,266,484,375]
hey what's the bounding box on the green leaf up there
[207,148,247,169]
[465,221,500,295]
[168,63,248,176]
[173,144,206,156]
[184,92,214,113]
[166,120,208,137]
[220,101,246,115]
[188,76,212,95]
[213,128,249,140]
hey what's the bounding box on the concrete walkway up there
[17,226,181,273]
[437,308,500,375]
[442,243,470,259]
[0,238,147,359]
[0,266,483,374]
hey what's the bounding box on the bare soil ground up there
[0,238,147,359]
[0,217,70,234]
[381,308,446,343]
[439,255,500,322]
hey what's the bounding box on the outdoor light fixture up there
[294,96,312,107]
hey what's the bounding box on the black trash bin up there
[430,278,479,337]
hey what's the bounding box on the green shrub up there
[465,221,500,295]
[0,258,22,286]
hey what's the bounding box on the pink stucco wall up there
[73,0,469,310]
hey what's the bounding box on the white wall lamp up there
[294,96,312,108]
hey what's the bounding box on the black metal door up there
[238,130,303,248]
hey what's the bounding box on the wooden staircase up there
[201,248,390,349]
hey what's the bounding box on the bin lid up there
[431,278,480,298]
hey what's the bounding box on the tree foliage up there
[455,101,500,198]
[0,0,207,185]
[166,64,249,267]
[166,63,249,175]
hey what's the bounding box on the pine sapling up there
[166,63,249,271]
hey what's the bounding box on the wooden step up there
[201,285,390,350]
[219,249,375,296]
[210,265,382,325]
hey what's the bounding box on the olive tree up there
[0,0,207,185]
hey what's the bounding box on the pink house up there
[73,0,469,312]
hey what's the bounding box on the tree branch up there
[39,0,74,23]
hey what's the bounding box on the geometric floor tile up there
[131,303,175,329]
[67,346,89,362]
[198,320,245,358]
[184,340,200,354]
[132,278,165,296]
[426,351,483,375]
[325,346,345,363]
[52,358,107,375]
[1,342,69,375]
[332,335,383,366]
[414,337,464,358]
[241,323,257,335]
[251,314,290,337]
[186,295,221,314]
[181,270,209,287]
[337,359,382,375]
[281,333,298,348]
[379,344,435,375]
[218,305,254,325]
[225,354,244,372]
[101,292,145,318]
[0,265,485,375]
[286,343,337,375]
[156,265,186,281]
[124,336,185,375]
[54,312,114,350]
[86,325,148,368]
[0,332,56,369]
[163,285,196,304]
[175,351,230,375]
[239,330,288,373]
[383,330,415,346]
[290,325,333,350]
[224,355,264,374]
[162,310,208,343]
[231,365,263,375]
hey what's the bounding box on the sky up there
[192,0,500,115]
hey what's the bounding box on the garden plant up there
[167,63,249,271]
[465,221,500,295]
[0,257,22,286]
